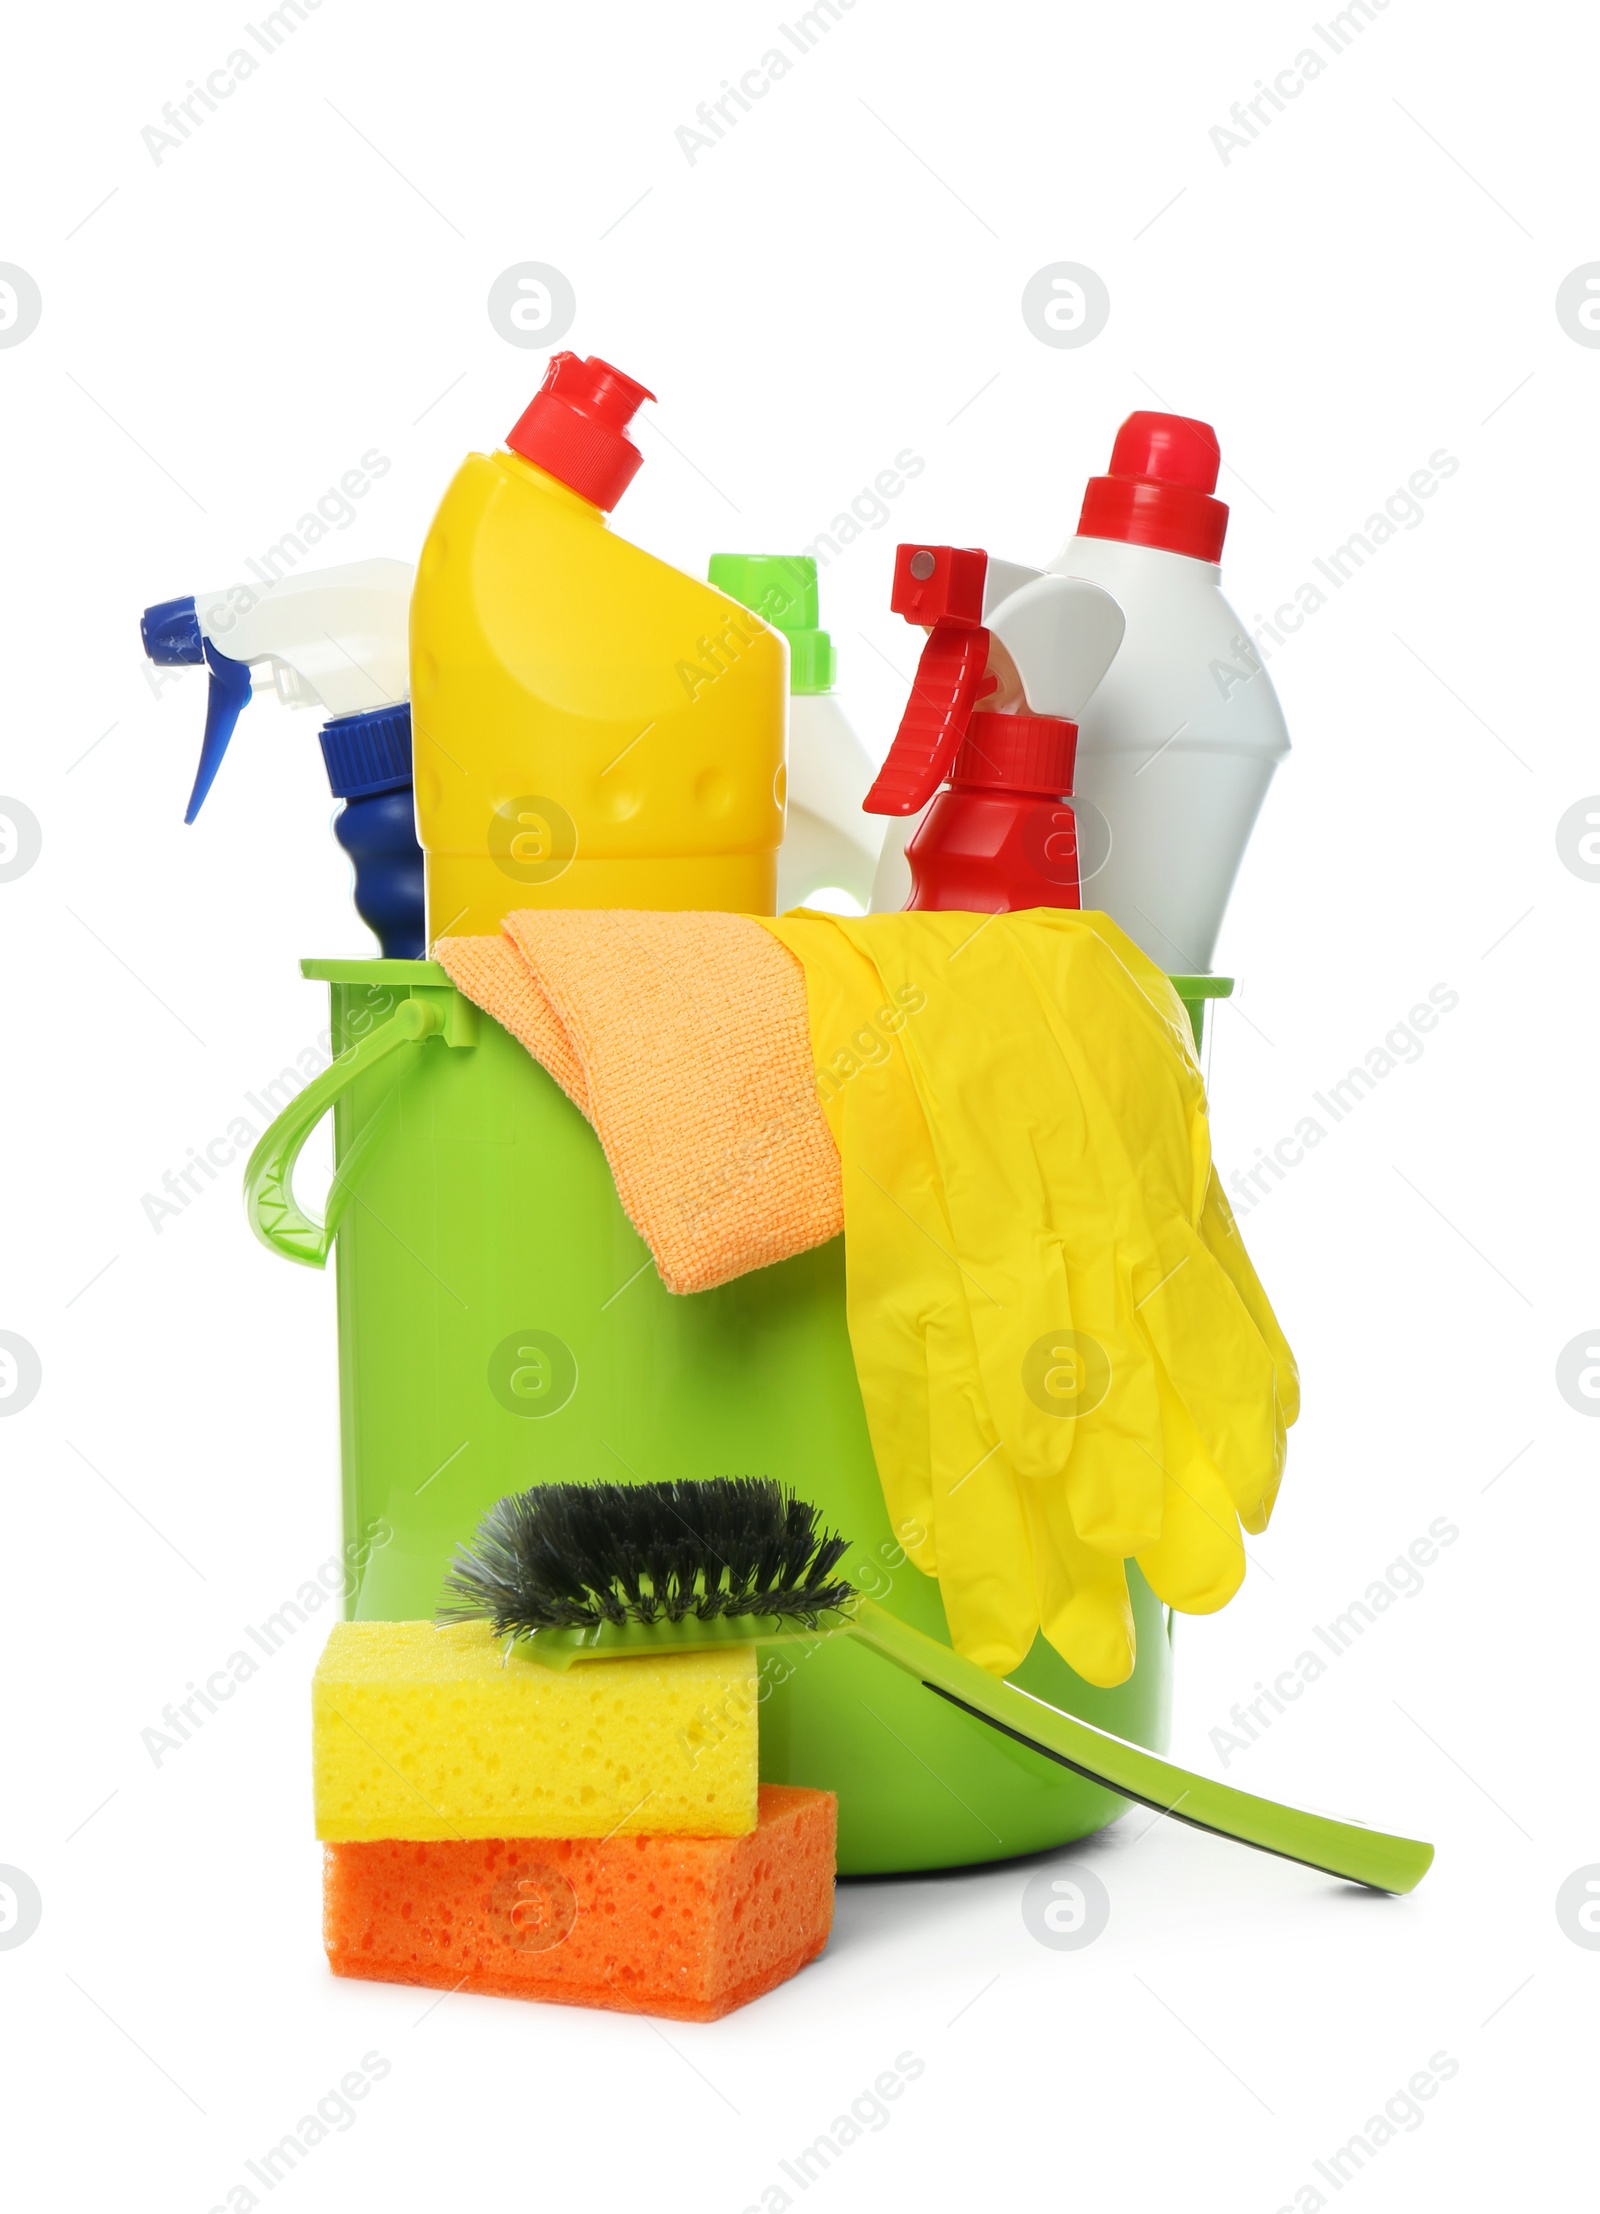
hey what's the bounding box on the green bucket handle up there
[244,994,447,1268]
[244,965,1231,1268]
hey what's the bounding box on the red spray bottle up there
[863,544,1124,912]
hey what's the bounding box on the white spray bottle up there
[141,558,423,956]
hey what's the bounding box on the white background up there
[1,0,1592,2206]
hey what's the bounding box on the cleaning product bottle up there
[706,553,881,913]
[1047,411,1290,972]
[410,353,786,940]
[140,558,423,958]
[863,545,1124,912]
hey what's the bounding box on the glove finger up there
[1239,1384,1288,1536]
[1015,1473,1138,1688]
[1132,1221,1285,1530]
[1201,1171,1301,1425]
[930,1404,1038,1676]
[1134,1447,1247,1614]
[1050,1377,1168,1554]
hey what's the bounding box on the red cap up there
[953,710,1077,798]
[1076,411,1228,562]
[506,352,656,511]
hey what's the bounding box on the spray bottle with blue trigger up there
[140,558,424,958]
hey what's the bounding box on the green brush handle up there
[848,1599,1434,1895]
[500,1604,1432,1892]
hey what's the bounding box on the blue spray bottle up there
[141,558,424,958]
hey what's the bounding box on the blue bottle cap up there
[320,703,414,800]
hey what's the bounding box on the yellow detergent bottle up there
[410,352,787,939]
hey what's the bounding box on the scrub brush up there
[442,1478,1434,1896]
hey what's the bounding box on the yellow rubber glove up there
[761,909,1298,1688]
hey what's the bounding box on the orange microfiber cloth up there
[436,911,841,1293]
[323,1784,836,2021]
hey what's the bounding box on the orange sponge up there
[323,1784,836,2021]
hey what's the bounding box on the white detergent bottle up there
[1047,412,1289,974]
[707,555,882,912]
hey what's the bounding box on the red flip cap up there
[506,352,656,511]
[1076,411,1228,563]
[863,546,994,817]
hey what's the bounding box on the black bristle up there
[439,1477,858,1641]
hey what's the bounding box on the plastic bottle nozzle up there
[506,352,656,511]
[141,595,204,665]
[142,559,414,826]
[138,557,422,948]
[863,546,994,818]
[140,593,255,820]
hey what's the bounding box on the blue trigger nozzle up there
[141,593,255,824]
[141,595,204,665]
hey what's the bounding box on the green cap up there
[707,553,836,694]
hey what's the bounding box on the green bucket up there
[246,957,1232,1875]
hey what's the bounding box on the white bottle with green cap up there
[707,554,882,912]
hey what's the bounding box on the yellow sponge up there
[313,1622,758,1842]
